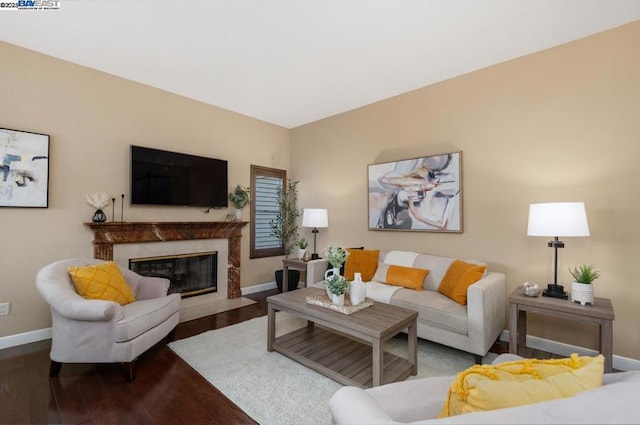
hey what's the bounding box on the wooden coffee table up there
[267,287,418,388]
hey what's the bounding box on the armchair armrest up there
[467,271,506,355]
[306,258,329,287]
[54,295,122,322]
[135,276,171,299]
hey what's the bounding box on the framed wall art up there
[368,151,462,232]
[0,128,50,208]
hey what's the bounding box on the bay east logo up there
[0,0,61,9]
[19,0,60,7]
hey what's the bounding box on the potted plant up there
[228,185,250,220]
[296,237,308,260]
[322,243,350,281]
[569,264,600,305]
[325,274,349,306]
[270,179,302,291]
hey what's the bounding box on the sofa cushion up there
[68,261,136,306]
[439,354,604,418]
[115,293,181,342]
[344,249,379,281]
[438,260,487,305]
[391,289,468,334]
[373,264,429,291]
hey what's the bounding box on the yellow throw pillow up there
[68,261,136,306]
[438,260,486,305]
[439,354,604,418]
[344,249,379,281]
[386,265,429,290]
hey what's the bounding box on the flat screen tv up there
[131,145,228,208]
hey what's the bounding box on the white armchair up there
[36,258,181,381]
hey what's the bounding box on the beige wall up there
[0,41,290,337]
[291,22,640,360]
[2,22,639,361]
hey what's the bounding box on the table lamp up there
[302,208,328,260]
[527,202,590,299]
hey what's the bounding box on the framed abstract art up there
[368,151,462,232]
[0,128,50,208]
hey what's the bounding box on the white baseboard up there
[499,330,639,372]
[0,327,51,350]
[241,281,277,295]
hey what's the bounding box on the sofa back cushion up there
[379,251,486,291]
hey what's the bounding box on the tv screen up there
[131,145,228,208]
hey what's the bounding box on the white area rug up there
[168,312,497,425]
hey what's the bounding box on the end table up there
[281,258,309,292]
[508,287,615,372]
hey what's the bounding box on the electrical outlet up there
[0,302,10,316]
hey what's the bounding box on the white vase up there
[331,293,345,306]
[349,272,366,306]
[297,248,306,260]
[324,267,341,298]
[571,281,594,305]
[234,208,243,221]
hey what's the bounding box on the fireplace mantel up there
[84,221,248,298]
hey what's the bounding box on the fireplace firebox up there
[129,251,217,298]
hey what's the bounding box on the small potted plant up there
[325,274,349,306]
[228,185,250,220]
[569,264,601,305]
[323,243,350,281]
[296,237,308,260]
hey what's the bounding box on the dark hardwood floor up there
[0,289,553,425]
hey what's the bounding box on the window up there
[250,165,286,258]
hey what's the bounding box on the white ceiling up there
[1,1,639,128]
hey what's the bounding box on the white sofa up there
[306,250,506,359]
[329,353,640,424]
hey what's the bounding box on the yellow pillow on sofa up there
[437,259,486,305]
[372,263,429,290]
[344,249,379,281]
[439,354,604,418]
[68,261,136,306]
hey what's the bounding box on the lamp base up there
[542,284,568,300]
[311,253,320,260]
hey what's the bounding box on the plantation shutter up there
[250,165,286,258]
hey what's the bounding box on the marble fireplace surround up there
[84,221,255,321]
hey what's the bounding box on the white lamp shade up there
[527,202,590,237]
[302,208,328,228]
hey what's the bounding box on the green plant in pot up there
[569,264,600,305]
[325,274,349,306]
[296,237,308,260]
[269,179,302,291]
[228,185,250,220]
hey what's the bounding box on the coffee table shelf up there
[273,325,414,388]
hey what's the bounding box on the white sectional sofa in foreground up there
[329,353,640,424]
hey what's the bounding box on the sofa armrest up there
[329,386,396,424]
[135,276,171,299]
[466,271,506,356]
[306,258,329,287]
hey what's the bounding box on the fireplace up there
[129,251,218,298]
[83,221,247,299]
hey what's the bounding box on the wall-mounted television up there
[130,145,228,208]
